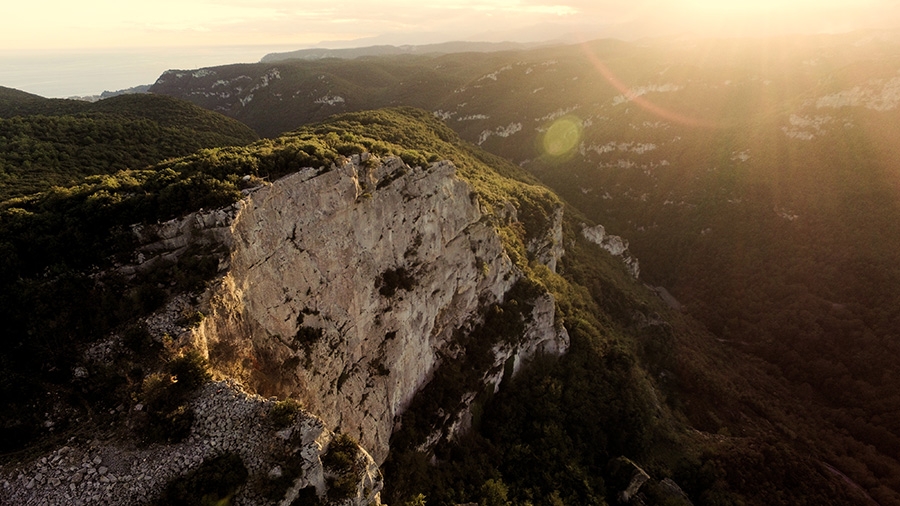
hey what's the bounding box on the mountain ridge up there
[0,97,894,505]
[146,33,900,504]
[261,40,552,63]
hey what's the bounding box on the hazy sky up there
[3,0,900,97]
[4,0,900,50]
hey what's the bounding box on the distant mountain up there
[99,84,152,99]
[0,86,43,103]
[151,43,631,138]
[0,90,258,199]
[261,40,551,62]
[150,31,900,505]
[0,85,87,117]
[68,84,153,103]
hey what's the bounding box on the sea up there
[0,45,302,99]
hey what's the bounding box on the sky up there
[2,0,900,97]
[4,0,900,50]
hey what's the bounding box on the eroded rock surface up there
[191,155,568,464]
[0,380,381,506]
[582,223,641,278]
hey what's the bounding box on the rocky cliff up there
[0,152,570,505]
[186,154,568,464]
[129,152,567,492]
[582,223,640,279]
[4,99,888,505]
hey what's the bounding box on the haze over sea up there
[0,45,299,98]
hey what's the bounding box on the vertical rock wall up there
[195,156,533,464]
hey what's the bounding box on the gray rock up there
[610,456,651,504]
[190,156,567,464]
[659,478,694,505]
[582,223,641,278]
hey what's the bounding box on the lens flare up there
[577,41,720,129]
[541,116,583,158]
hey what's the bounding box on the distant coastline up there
[0,45,300,99]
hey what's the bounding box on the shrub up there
[137,351,210,444]
[168,350,211,393]
[122,324,156,354]
[322,433,360,474]
[178,308,205,328]
[401,494,427,506]
[377,267,416,297]
[327,474,359,502]
[322,433,362,502]
[155,404,195,442]
[142,372,179,413]
[294,325,324,351]
[269,398,303,429]
[480,478,511,506]
[140,372,195,443]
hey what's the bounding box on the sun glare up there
[577,44,720,129]
[652,0,893,36]
[3,0,898,50]
[541,116,583,159]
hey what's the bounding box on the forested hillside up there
[0,89,258,199]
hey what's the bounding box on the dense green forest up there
[0,89,258,199]
[1,102,893,504]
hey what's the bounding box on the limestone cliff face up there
[527,206,565,273]
[172,155,570,465]
[582,223,641,279]
[440,292,570,445]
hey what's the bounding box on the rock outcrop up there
[440,291,570,445]
[527,206,565,273]
[198,156,503,464]
[132,155,569,466]
[608,456,694,506]
[581,223,641,278]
